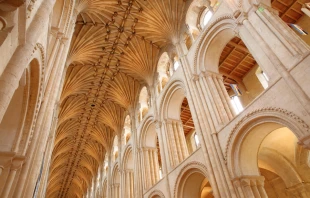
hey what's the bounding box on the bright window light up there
[231,96,243,114]
[203,11,213,27]
[159,168,163,179]
[194,133,200,147]
[174,61,180,70]
[262,71,269,82]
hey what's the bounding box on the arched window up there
[112,136,119,162]
[201,10,213,28]
[138,87,149,122]
[157,52,171,93]
[123,115,131,145]
[173,56,180,71]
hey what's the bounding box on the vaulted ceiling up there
[46,0,188,197]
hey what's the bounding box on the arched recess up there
[159,79,198,167]
[226,108,310,197]
[137,86,150,122]
[193,16,277,122]
[139,116,163,190]
[156,52,172,95]
[122,115,131,145]
[111,163,120,198]
[112,135,119,163]
[148,190,165,198]
[122,145,134,198]
[0,58,41,154]
[174,162,214,198]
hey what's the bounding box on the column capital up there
[11,155,25,170]
[234,175,265,187]
[0,151,16,168]
[298,135,310,149]
[154,120,162,129]
[203,71,222,79]
[191,74,199,82]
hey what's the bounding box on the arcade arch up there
[138,86,150,122]
[112,136,119,163]
[122,146,134,198]
[156,52,172,94]
[123,115,131,145]
[175,163,215,198]
[140,118,163,190]
[160,81,198,168]
[0,58,41,154]
[227,112,310,197]
[111,164,120,198]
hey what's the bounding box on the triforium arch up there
[226,107,310,197]
[159,79,197,168]
[121,144,134,198]
[0,56,42,197]
[111,163,121,198]
[174,162,214,198]
[139,115,162,190]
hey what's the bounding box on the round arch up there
[139,115,157,148]
[174,162,213,198]
[225,107,310,178]
[193,16,236,74]
[148,189,165,198]
[159,79,187,121]
[121,144,134,170]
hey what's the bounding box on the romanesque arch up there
[139,116,162,190]
[148,189,165,198]
[226,108,310,197]
[111,163,120,198]
[174,162,214,198]
[121,145,134,198]
[159,79,199,167]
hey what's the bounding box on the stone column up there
[154,120,168,174]
[253,5,309,65]
[124,170,133,198]
[112,183,120,198]
[1,156,25,198]
[0,0,56,123]
[163,119,189,167]
[175,42,237,197]
[45,29,63,82]
[14,11,77,197]
[107,153,113,198]
[142,147,160,189]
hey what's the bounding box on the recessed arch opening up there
[176,167,214,198]
[230,121,310,197]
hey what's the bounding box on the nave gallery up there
[0,0,310,197]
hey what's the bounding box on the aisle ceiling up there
[46,0,188,197]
